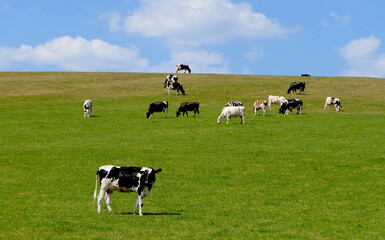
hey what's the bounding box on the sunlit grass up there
[1,72,385,239]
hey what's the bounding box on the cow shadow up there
[118,212,181,216]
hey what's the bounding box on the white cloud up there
[0,36,149,71]
[107,0,297,46]
[340,36,385,78]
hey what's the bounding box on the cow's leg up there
[133,198,139,214]
[97,190,106,214]
[133,194,145,216]
[106,193,113,214]
[138,195,144,216]
[241,115,245,124]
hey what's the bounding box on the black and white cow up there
[225,101,243,107]
[95,166,162,216]
[324,97,342,111]
[176,102,200,117]
[287,82,306,94]
[176,64,191,74]
[146,101,168,119]
[163,75,178,88]
[279,99,303,115]
[93,165,120,203]
[165,82,186,95]
[83,99,93,117]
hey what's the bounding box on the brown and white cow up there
[253,100,268,116]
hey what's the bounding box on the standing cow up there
[267,96,286,110]
[146,102,168,119]
[176,64,191,74]
[253,100,268,116]
[324,97,342,111]
[287,82,306,94]
[176,102,200,117]
[217,106,245,124]
[95,165,162,216]
[279,99,303,115]
[83,99,93,117]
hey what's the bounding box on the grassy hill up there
[1,72,385,239]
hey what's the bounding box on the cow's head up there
[279,104,287,114]
[176,111,181,117]
[146,112,151,118]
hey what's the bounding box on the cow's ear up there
[154,169,162,174]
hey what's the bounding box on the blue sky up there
[1,0,384,77]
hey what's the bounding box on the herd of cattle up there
[90,67,344,215]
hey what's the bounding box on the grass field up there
[1,72,385,239]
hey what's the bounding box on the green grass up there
[1,72,385,239]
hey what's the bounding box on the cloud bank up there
[111,0,297,46]
[0,36,149,71]
[340,36,385,78]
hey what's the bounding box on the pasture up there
[1,72,385,239]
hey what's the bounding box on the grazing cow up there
[253,100,268,116]
[176,102,200,117]
[301,74,311,77]
[225,101,243,107]
[287,82,306,94]
[163,75,178,88]
[324,97,342,111]
[279,99,303,115]
[217,106,245,124]
[146,102,168,119]
[267,95,286,110]
[83,99,93,117]
[165,81,186,95]
[176,64,191,74]
[96,166,162,216]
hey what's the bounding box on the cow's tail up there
[93,170,99,204]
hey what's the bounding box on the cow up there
[267,96,286,110]
[83,99,93,117]
[146,102,168,119]
[253,100,268,116]
[93,165,121,203]
[217,106,245,124]
[287,82,306,94]
[176,102,200,117]
[301,74,311,77]
[225,101,243,107]
[95,166,162,216]
[324,97,342,111]
[176,64,191,74]
[279,99,303,115]
[163,75,178,88]
[165,81,186,95]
